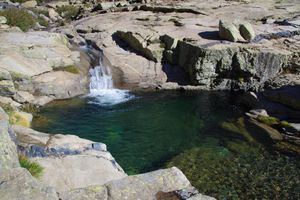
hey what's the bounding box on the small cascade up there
[89,60,114,91]
[83,44,134,106]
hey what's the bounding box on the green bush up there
[56,5,80,21]
[19,155,44,178]
[0,9,36,31]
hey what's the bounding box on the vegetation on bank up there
[19,155,44,178]
[56,5,80,21]
[0,9,36,31]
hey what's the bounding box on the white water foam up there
[88,56,134,106]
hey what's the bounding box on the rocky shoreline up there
[0,0,300,199]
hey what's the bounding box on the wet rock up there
[249,119,283,141]
[219,20,243,42]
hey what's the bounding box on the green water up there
[32,91,300,199]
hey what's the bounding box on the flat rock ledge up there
[0,107,215,200]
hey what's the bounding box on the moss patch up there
[54,65,80,74]
[19,155,43,178]
[9,111,31,127]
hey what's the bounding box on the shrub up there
[56,5,80,21]
[19,155,44,178]
[0,9,36,31]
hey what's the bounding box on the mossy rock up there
[221,117,256,143]
[274,142,300,156]
[9,111,32,127]
[54,65,80,74]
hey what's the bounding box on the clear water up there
[32,91,300,199]
[33,91,241,173]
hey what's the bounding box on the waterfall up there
[87,49,134,106]
[89,59,114,91]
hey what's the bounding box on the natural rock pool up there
[32,91,300,199]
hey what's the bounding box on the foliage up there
[20,103,40,115]
[0,9,36,31]
[19,155,44,178]
[0,102,14,115]
[56,5,80,21]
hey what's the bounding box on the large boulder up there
[238,22,255,42]
[12,126,127,192]
[0,167,58,200]
[103,45,167,89]
[219,20,243,42]
[60,167,197,200]
[106,167,190,200]
[21,0,37,8]
[33,71,88,99]
[0,31,78,77]
[0,107,19,169]
[115,30,164,62]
